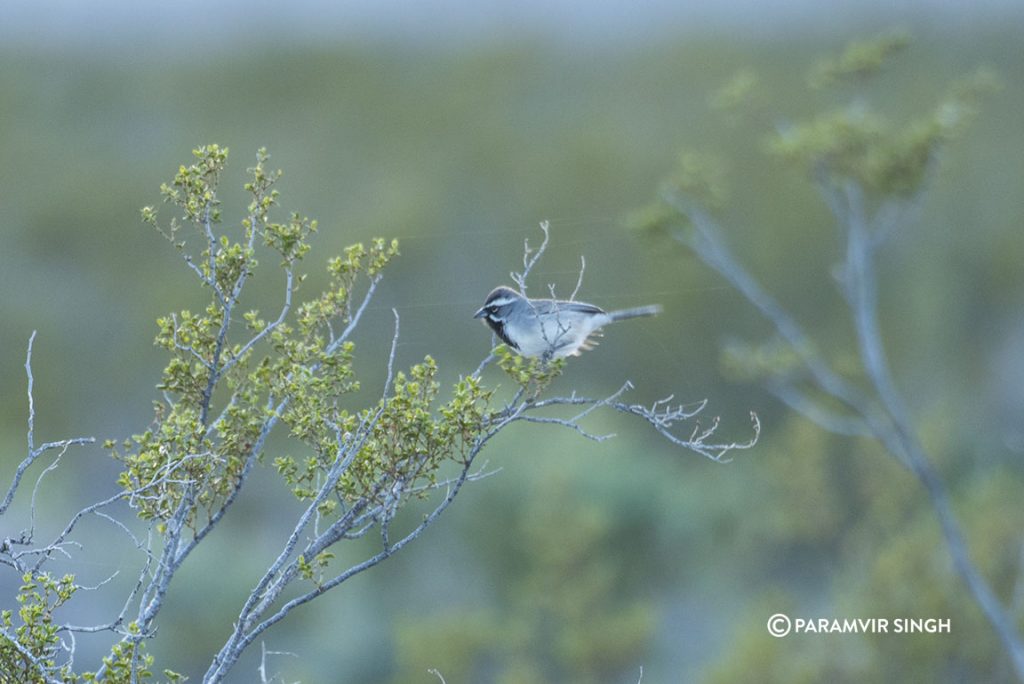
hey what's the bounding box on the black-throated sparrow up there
[474,286,661,358]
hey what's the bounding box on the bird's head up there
[473,286,522,322]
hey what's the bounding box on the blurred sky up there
[5,0,1023,53]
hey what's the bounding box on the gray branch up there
[666,167,1024,680]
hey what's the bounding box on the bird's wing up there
[532,300,606,316]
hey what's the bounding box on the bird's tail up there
[607,304,662,322]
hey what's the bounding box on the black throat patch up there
[484,317,518,350]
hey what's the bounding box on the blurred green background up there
[2,3,1023,682]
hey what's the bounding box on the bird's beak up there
[473,307,487,319]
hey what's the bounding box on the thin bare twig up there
[471,351,498,379]
[511,220,551,295]
[2,334,95,517]
[26,330,37,453]
[570,255,586,301]
[258,641,297,684]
